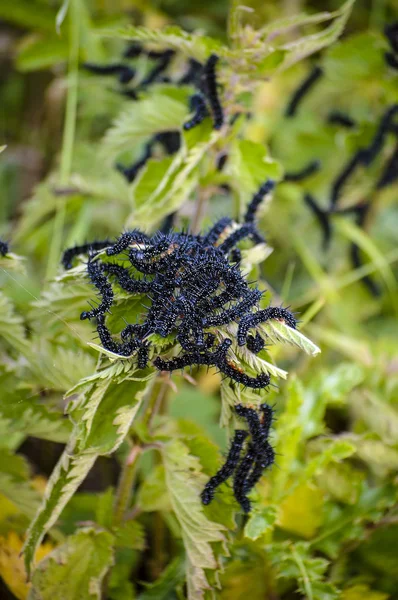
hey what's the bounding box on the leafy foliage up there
[0,0,397,599]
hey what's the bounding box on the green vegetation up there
[0,1,397,598]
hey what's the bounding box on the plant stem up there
[191,187,209,235]
[46,0,80,280]
[147,379,171,432]
[113,444,142,527]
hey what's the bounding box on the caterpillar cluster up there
[83,46,226,181]
[62,178,297,389]
[303,104,398,296]
[0,240,9,256]
[84,43,202,96]
[201,403,275,512]
[283,29,398,297]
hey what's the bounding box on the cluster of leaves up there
[0,0,397,599]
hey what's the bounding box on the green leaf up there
[102,87,189,158]
[16,35,69,72]
[115,521,145,551]
[313,484,398,558]
[342,585,389,600]
[351,390,398,445]
[127,125,220,229]
[355,438,398,477]
[270,377,304,501]
[318,363,364,405]
[136,465,171,512]
[270,541,339,600]
[24,368,157,575]
[0,292,30,354]
[23,444,97,576]
[0,450,41,520]
[294,438,356,493]
[244,506,279,540]
[0,383,72,444]
[29,527,114,600]
[317,462,365,505]
[161,439,227,599]
[260,320,321,356]
[275,0,356,72]
[227,139,283,209]
[278,483,325,538]
[70,369,157,455]
[0,0,57,32]
[138,555,185,600]
[335,217,397,299]
[56,0,70,35]
[99,25,224,62]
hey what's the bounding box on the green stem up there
[291,545,313,600]
[46,0,80,280]
[113,444,142,527]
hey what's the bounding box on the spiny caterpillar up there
[0,240,9,256]
[183,54,224,131]
[201,403,275,512]
[62,178,297,390]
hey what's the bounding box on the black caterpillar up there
[384,22,398,70]
[301,104,398,295]
[201,403,275,512]
[0,240,9,256]
[285,65,323,117]
[62,178,296,390]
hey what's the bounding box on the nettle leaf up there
[0,252,26,274]
[260,320,321,356]
[244,505,279,541]
[99,25,225,62]
[28,280,93,328]
[28,344,96,392]
[270,541,339,600]
[228,0,354,78]
[136,464,171,513]
[138,555,186,600]
[0,450,41,519]
[293,438,356,493]
[341,584,389,600]
[23,443,97,576]
[227,139,283,208]
[161,439,227,599]
[0,388,72,444]
[350,390,398,446]
[24,369,157,575]
[69,368,157,455]
[278,483,325,539]
[273,0,355,72]
[315,483,398,559]
[29,527,114,600]
[102,86,189,159]
[270,377,304,501]
[0,292,30,354]
[115,521,145,550]
[355,439,398,477]
[0,0,57,32]
[317,363,364,406]
[127,125,220,229]
[219,379,267,429]
[16,34,69,72]
[317,461,365,505]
